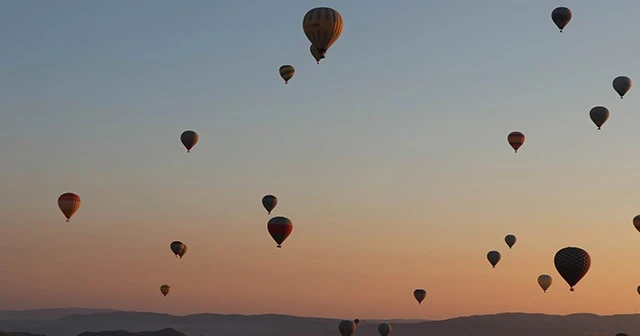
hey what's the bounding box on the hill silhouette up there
[0,309,639,336]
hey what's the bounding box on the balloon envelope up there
[487,250,501,268]
[180,130,199,153]
[279,65,295,84]
[160,284,171,297]
[589,106,609,130]
[267,216,293,248]
[613,76,632,99]
[507,131,525,153]
[413,289,426,304]
[262,195,278,214]
[554,247,591,291]
[58,192,81,222]
[303,7,343,55]
[170,241,185,257]
[338,320,356,336]
[633,215,640,233]
[537,274,553,293]
[505,234,517,249]
[551,7,572,32]
[378,323,392,336]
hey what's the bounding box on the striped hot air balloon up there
[279,65,295,84]
[58,192,81,222]
[303,7,343,57]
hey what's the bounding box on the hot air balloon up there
[413,289,426,304]
[160,284,171,297]
[170,241,186,258]
[637,285,640,296]
[537,274,553,293]
[551,7,572,32]
[378,323,392,336]
[338,320,356,336]
[180,130,199,153]
[507,131,525,153]
[267,216,293,248]
[554,247,591,292]
[303,7,343,57]
[616,333,629,336]
[354,319,360,325]
[279,65,295,84]
[487,250,501,268]
[589,106,609,130]
[178,244,187,259]
[505,234,517,249]
[310,44,325,64]
[613,76,632,99]
[58,192,81,222]
[633,215,640,233]
[262,195,278,214]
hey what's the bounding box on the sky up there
[2,0,640,321]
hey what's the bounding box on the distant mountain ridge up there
[0,308,639,336]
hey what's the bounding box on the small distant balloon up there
[537,274,553,293]
[267,216,293,248]
[58,192,81,222]
[613,76,632,99]
[413,289,426,304]
[338,320,356,336]
[507,131,525,153]
[637,285,640,296]
[551,7,572,32]
[262,195,278,214]
[160,284,171,297]
[180,130,199,153]
[487,250,501,268]
[589,106,609,130]
[279,65,295,84]
[505,234,517,249]
[170,241,186,258]
[378,323,392,336]
[354,319,360,325]
[310,44,325,64]
[554,246,591,292]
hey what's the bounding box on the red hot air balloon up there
[267,216,293,248]
[554,246,591,291]
[180,130,199,153]
[58,192,81,222]
[507,131,525,153]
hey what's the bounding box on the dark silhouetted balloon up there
[554,246,591,291]
[180,130,199,153]
[378,323,392,336]
[262,195,278,214]
[551,7,572,32]
[310,44,325,64]
[267,216,293,248]
[413,289,426,304]
[58,192,81,222]
[487,250,501,268]
[505,234,517,249]
[589,106,609,130]
[507,131,525,153]
[338,320,356,336]
[538,274,552,293]
[170,241,186,258]
[613,76,632,99]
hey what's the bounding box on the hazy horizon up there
[3,0,640,322]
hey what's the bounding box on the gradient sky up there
[3,0,640,321]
